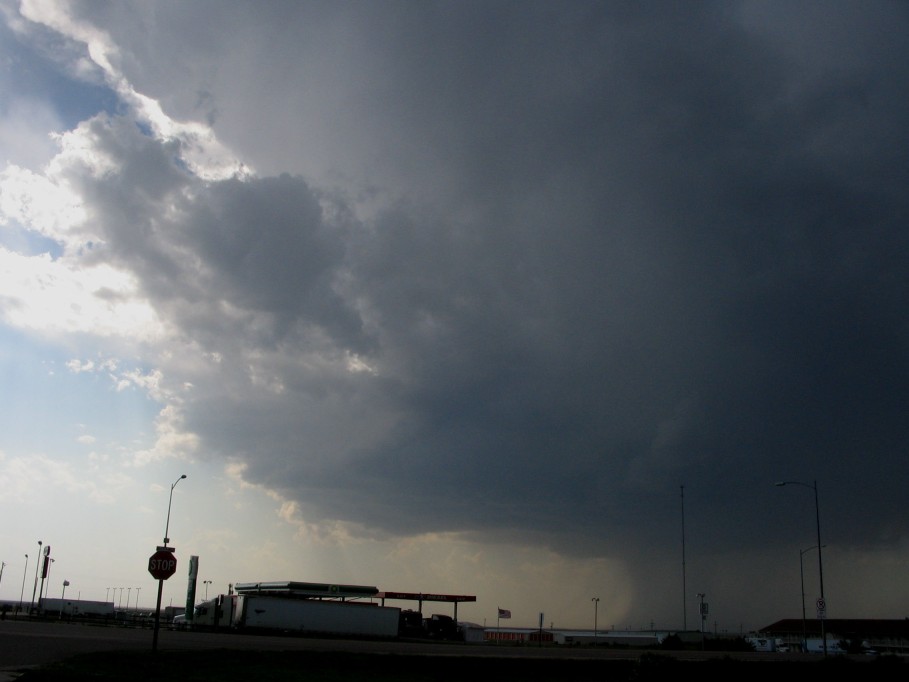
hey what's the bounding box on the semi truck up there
[190,594,401,639]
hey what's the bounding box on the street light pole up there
[591,597,599,646]
[776,480,826,656]
[43,558,55,600]
[19,555,28,615]
[60,580,70,619]
[680,485,687,631]
[800,545,825,652]
[154,474,186,653]
[163,474,187,547]
[204,580,212,600]
[800,545,813,652]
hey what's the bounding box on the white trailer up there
[232,595,400,638]
[39,598,115,618]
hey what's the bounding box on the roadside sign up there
[816,597,826,619]
[148,550,177,580]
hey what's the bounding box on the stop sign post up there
[148,550,177,580]
[150,547,178,652]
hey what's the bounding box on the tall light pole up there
[154,474,187,653]
[204,580,212,600]
[19,555,28,614]
[800,545,824,652]
[136,587,141,610]
[29,540,42,614]
[127,587,132,610]
[60,580,70,619]
[680,484,687,630]
[776,480,826,656]
[163,474,187,547]
[43,558,55,600]
[591,597,600,646]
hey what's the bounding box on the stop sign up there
[148,550,177,580]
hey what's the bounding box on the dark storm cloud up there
[57,1,909,574]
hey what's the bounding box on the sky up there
[0,0,907,633]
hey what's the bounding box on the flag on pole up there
[498,608,511,619]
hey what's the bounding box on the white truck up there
[193,594,401,639]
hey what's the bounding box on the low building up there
[758,619,909,655]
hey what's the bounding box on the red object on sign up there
[148,550,178,580]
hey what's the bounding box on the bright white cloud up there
[0,164,85,239]
[0,248,160,338]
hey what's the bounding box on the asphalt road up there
[0,619,629,668]
[0,618,887,679]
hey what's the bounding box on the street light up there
[591,597,599,646]
[776,479,826,656]
[154,474,187,653]
[19,555,28,614]
[204,580,212,600]
[135,587,141,610]
[163,474,187,547]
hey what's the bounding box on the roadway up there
[0,618,885,679]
